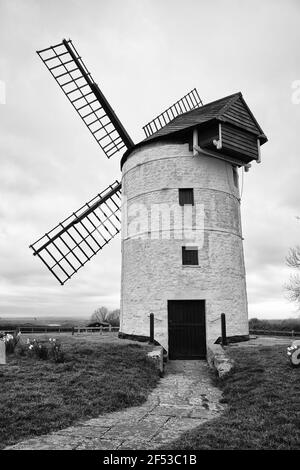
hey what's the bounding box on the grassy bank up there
[164,344,300,450]
[0,335,159,449]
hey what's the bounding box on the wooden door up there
[168,300,206,359]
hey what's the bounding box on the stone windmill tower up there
[31,39,267,359]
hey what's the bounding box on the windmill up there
[31,38,267,358]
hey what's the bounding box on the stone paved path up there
[6,360,225,450]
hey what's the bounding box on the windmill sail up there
[37,39,134,158]
[30,181,121,285]
[142,88,203,138]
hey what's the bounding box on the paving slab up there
[5,360,225,450]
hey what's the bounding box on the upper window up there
[179,188,194,206]
[182,246,198,265]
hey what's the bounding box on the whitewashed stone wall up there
[120,140,249,353]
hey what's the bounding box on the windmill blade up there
[37,39,134,158]
[30,181,121,285]
[142,88,203,138]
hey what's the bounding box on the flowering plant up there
[49,338,64,363]
[0,330,21,353]
[27,338,48,359]
[26,337,64,363]
[287,341,300,367]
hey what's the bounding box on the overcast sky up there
[0,0,300,320]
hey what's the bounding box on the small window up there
[232,166,238,188]
[182,246,198,265]
[179,188,194,206]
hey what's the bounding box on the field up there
[0,334,159,449]
[163,343,300,450]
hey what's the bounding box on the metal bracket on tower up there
[213,123,223,150]
[193,128,199,157]
[257,138,262,164]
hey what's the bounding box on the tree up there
[285,246,300,306]
[106,309,120,327]
[90,306,109,324]
[89,307,120,326]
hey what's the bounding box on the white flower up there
[29,345,33,350]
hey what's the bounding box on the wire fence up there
[0,326,120,335]
[2,327,298,338]
[250,329,300,338]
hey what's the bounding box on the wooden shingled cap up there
[142,92,267,145]
[121,92,267,169]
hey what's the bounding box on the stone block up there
[147,346,164,375]
[0,340,6,365]
[207,342,234,377]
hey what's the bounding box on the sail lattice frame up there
[37,39,134,158]
[30,181,121,285]
[142,88,203,138]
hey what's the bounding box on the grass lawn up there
[0,334,159,449]
[164,344,300,450]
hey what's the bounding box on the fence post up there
[149,313,154,344]
[221,313,227,346]
[109,324,112,332]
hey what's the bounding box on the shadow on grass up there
[161,345,300,450]
[0,336,159,449]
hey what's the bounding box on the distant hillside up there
[0,316,88,330]
[249,318,300,332]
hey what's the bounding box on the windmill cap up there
[121,91,267,169]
